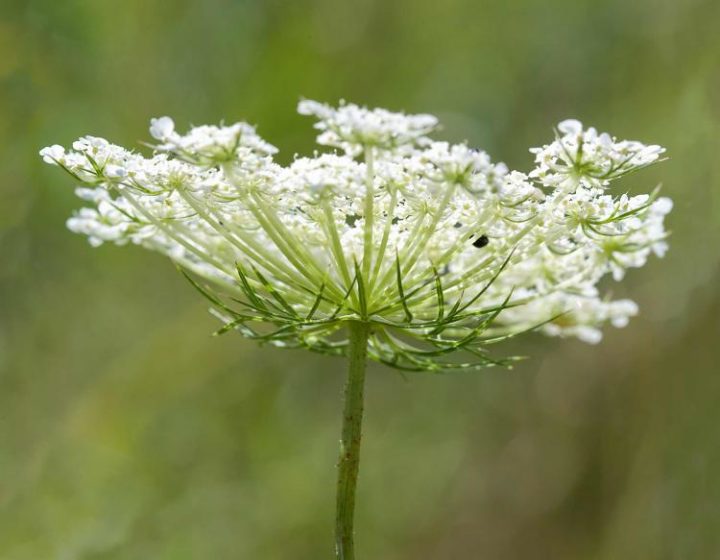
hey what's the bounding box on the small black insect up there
[472,234,489,249]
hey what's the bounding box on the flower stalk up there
[335,321,370,560]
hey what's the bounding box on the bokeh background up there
[2,0,720,558]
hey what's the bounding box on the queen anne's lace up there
[40,101,671,371]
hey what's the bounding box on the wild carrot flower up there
[40,100,670,558]
[40,101,670,368]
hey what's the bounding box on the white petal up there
[558,119,583,135]
[150,116,175,140]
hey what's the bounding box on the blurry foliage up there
[1,0,719,558]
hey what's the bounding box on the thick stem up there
[335,321,370,560]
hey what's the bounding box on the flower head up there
[40,101,670,371]
[530,119,666,189]
[298,99,438,157]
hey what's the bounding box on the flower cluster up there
[40,101,671,371]
[298,99,438,157]
[530,119,666,188]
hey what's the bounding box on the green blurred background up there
[2,0,719,558]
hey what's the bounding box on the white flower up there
[503,294,639,344]
[298,99,438,157]
[72,135,109,152]
[104,164,127,179]
[530,119,666,189]
[151,121,277,166]
[557,119,583,135]
[40,100,671,370]
[149,116,175,141]
[417,141,508,193]
[39,144,65,164]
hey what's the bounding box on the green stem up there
[335,321,370,560]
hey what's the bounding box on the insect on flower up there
[472,234,490,248]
